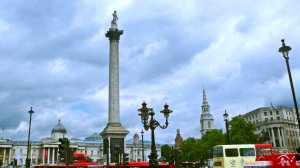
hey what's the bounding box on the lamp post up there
[141,129,145,161]
[223,110,230,144]
[278,39,300,134]
[26,107,34,168]
[138,101,173,168]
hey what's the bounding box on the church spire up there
[200,85,215,136]
[202,85,210,113]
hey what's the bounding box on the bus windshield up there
[213,146,223,157]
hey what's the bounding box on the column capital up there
[106,28,123,41]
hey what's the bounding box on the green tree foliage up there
[161,144,172,162]
[179,130,224,162]
[175,116,262,162]
[228,116,260,144]
[179,137,198,162]
[198,129,224,160]
[259,129,270,143]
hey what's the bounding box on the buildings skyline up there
[0,119,162,166]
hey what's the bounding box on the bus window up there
[256,148,271,156]
[225,148,238,157]
[240,148,255,156]
[213,146,223,157]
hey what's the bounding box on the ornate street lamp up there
[278,39,300,133]
[138,101,173,168]
[26,107,34,168]
[223,110,230,144]
[141,129,145,161]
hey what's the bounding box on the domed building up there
[85,132,102,141]
[133,133,139,145]
[126,132,158,162]
[0,120,161,167]
[0,119,102,166]
[51,119,67,140]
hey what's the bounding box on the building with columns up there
[0,120,102,167]
[200,86,215,136]
[242,106,300,150]
[0,120,161,167]
[125,133,160,162]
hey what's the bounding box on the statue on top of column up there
[111,10,118,29]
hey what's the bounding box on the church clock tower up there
[200,86,215,136]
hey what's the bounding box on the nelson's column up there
[101,11,129,163]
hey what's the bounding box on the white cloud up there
[47,58,68,74]
[1,0,300,144]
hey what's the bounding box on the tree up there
[228,116,259,144]
[259,129,270,143]
[161,144,172,162]
[179,137,198,162]
[198,129,224,160]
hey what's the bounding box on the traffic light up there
[58,138,68,162]
[123,153,129,165]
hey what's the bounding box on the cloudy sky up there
[0,0,300,144]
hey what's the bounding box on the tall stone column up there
[42,148,45,164]
[271,128,276,147]
[280,128,286,147]
[277,127,282,147]
[47,148,50,164]
[9,148,12,165]
[101,10,129,164]
[52,148,55,164]
[3,148,6,166]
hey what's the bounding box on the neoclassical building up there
[0,120,161,167]
[200,86,215,136]
[242,106,300,150]
[125,132,161,162]
[0,120,102,166]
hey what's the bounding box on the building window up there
[276,111,279,115]
[270,117,273,121]
[270,111,272,115]
[208,122,211,128]
[277,117,280,120]
[255,114,257,118]
[264,112,267,116]
[265,118,268,121]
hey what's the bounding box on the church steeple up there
[202,85,210,113]
[200,85,215,136]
